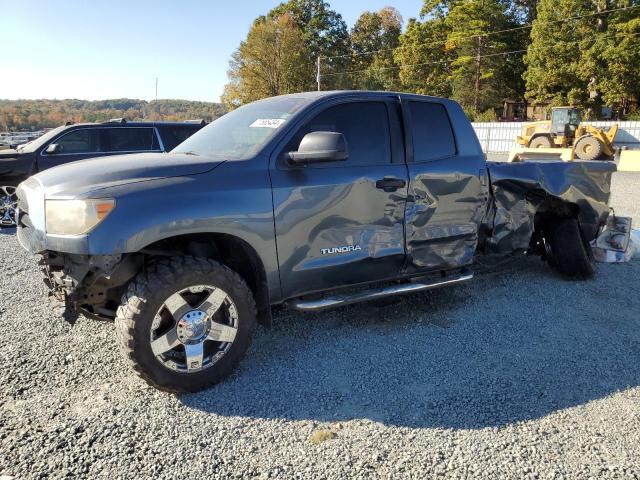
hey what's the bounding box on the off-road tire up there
[529,136,552,149]
[0,185,17,228]
[574,136,603,161]
[544,217,596,280]
[115,256,257,392]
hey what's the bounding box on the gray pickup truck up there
[16,91,615,392]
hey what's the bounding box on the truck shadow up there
[182,256,640,430]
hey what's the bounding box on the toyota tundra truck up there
[15,91,615,392]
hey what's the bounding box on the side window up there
[409,102,456,161]
[102,128,158,153]
[53,129,99,154]
[286,102,391,166]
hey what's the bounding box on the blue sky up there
[0,0,421,103]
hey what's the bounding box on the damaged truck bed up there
[486,160,613,253]
[16,91,615,392]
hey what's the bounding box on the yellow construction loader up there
[516,107,618,160]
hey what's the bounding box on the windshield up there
[568,109,582,126]
[16,125,67,153]
[551,108,582,127]
[172,96,308,159]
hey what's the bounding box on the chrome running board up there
[289,270,474,312]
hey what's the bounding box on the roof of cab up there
[276,90,451,101]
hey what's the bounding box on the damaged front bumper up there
[15,181,142,321]
[36,251,142,322]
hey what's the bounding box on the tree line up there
[222,0,640,120]
[0,99,226,131]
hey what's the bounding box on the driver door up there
[270,98,408,299]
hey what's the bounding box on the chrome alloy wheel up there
[150,285,239,373]
[0,186,17,227]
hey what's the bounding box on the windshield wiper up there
[179,151,200,156]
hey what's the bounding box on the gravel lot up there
[1,173,639,479]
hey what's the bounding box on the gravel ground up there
[1,173,639,479]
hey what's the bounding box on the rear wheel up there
[544,217,595,279]
[0,186,17,227]
[574,136,603,161]
[115,256,257,392]
[529,136,552,148]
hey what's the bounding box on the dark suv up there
[0,120,207,226]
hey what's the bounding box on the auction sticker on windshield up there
[250,119,286,129]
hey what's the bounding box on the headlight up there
[45,199,115,235]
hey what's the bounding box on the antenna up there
[155,77,158,102]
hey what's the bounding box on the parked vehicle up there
[16,92,615,392]
[516,106,618,160]
[0,120,207,226]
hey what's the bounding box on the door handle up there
[376,176,406,192]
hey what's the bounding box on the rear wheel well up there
[533,194,579,219]
[140,233,272,327]
[528,193,580,254]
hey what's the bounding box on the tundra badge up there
[321,245,362,255]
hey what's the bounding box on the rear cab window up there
[408,101,457,162]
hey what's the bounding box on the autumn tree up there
[395,15,453,97]
[525,0,640,116]
[349,7,403,90]
[445,0,524,114]
[266,0,350,89]
[221,14,313,109]
[0,99,224,130]
[580,0,640,116]
[525,0,597,110]
[396,0,526,117]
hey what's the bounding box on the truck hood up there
[0,148,21,158]
[31,152,224,198]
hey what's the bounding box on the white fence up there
[472,121,640,153]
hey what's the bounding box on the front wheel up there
[574,136,603,161]
[544,217,596,279]
[115,256,257,392]
[0,186,17,227]
[529,136,552,149]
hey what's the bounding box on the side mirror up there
[45,143,61,154]
[287,131,348,165]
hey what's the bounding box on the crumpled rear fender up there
[484,160,616,253]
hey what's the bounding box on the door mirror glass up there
[287,131,348,165]
[45,143,61,154]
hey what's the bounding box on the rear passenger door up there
[403,100,487,272]
[270,98,408,299]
